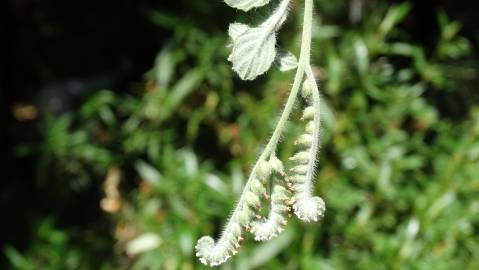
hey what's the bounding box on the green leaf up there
[4,246,30,269]
[228,0,290,80]
[354,38,369,74]
[126,233,162,256]
[161,68,204,120]
[276,51,298,72]
[228,23,249,41]
[379,3,411,36]
[134,160,162,185]
[228,23,277,80]
[154,43,176,88]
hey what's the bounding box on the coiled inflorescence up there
[196,0,325,266]
[195,157,277,266]
[195,222,243,266]
[251,183,290,241]
[251,158,291,241]
[289,79,326,222]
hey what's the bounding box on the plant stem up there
[305,65,320,193]
[216,0,315,233]
[232,0,315,218]
[196,0,318,265]
[264,0,314,157]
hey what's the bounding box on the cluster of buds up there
[195,221,243,266]
[251,184,290,241]
[195,78,326,266]
[289,80,326,222]
[196,0,325,265]
[250,156,290,241]
[196,156,286,266]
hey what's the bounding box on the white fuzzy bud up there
[230,222,242,238]
[256,159,272,179]
[196,236,214,264]
[290,175,307,184]
[195,221,244,266]
[237,205,252,226]
[301,80,312,99]
[250,178,266,195]
[290,165,309,175]
[272,187,289,203]
[269,156,284,174]
[251,185,290,241]
[290,151,310,163]
[295,134,313,146]
[301,106,314,120]
[305,121,314,134]
[245,191,260,207]
[293,196,326,222]
[251,213,286,241]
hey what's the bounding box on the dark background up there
[1,0,478,267]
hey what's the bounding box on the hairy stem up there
[196,0,320,265]
[304,65,320,194]
[266,0,314,155]
[222,0,315,239]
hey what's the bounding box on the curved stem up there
[197,2,317,265]
[225,0,315,230]
[305,65,320,194]
[263,0,291,33]
[265,0,314,156]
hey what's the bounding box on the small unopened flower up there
[251,185,290,241]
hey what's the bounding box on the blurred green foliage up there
[6,1,479,269]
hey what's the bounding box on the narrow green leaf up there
[134,160,162,185]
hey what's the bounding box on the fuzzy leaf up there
[276,51,298,71]
[224,0,271,12]
[228,23,249,41]
[229,24,277,80]
[227,0,290,80]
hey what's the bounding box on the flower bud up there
[256,160,272,179]
[305,121,315,134]
[289,151,310,163]
[295,134,313,146]
[237,207,251,226]
[271,186,288,201]
[301,106,314,120]
[245,191,260,207]
[293,196,326,222]
[230,222,242,238]
[301,80,312,99]
[275,204,290,213]
[250,178,266,195]
[250,185,289,241]
[292,165,308,174]
[290,175,307,184]
[269,156,284,174]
